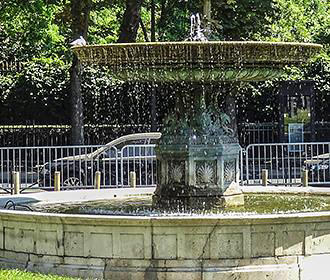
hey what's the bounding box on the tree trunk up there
[203,0,211,36]
[117,0,144,43]
[70,55,84,145]
[151,0,156,42]
[70,0,91,145]
[139,17,149,42]
[203,0,211,21]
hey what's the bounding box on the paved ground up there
[241,185,330,195]
[0,187,156,208]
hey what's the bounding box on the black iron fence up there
[238,122,279,147]
[0,60,23,74]
[0,124,153,147]
[315,122,330,141]
[1,123,276,147]
[1,122,330,147]
[238,122,330,147]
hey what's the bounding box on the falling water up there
[188,13,208,42]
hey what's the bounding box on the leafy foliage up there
[0,0,329,135]
[89,6,123,44]
[0,0,66,61]
[0,61,70,124]
[304,59,330,122]
[211,0,277,40]
[258,0,330,43]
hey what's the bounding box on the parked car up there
[304,153,330,186]
[38,132,161,189]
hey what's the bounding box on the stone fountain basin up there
[72,41,322,82]
[0,187,330,279]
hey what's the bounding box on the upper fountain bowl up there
[72,41,322,82]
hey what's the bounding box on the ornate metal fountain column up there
[153,85,243,209]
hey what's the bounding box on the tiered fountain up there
[73,15,320,210]
[0,13,326,280]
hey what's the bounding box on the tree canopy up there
[0,0,329,136]
[1,0,328,61]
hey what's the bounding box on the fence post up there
[129,171,136,188]
[240,148,244,186]
[94,171,101,190]
[12,171,20,195]
[54,171,61,192]
[262,169,268,187]
[302,169,308,187]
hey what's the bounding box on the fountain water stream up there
[188,13,208,41]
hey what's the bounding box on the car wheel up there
[63,177,81,187]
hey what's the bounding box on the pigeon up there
[70,36,87,46]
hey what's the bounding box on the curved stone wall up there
[1,209,330,279]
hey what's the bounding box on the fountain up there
[72,16,320,210]
[0,13,327,280]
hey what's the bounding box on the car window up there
[104,148,117,158]
[121,146,155,157]
[102,146,155,158]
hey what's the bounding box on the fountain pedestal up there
[153,94,244,209]
[152,84,244,209]
[153,141,243,209]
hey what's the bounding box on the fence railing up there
[242,142,330,186]
[0,123,279,147]
[238,122,279,147]
[0,143,157,193]
[0,124,154,147]
[2,141,330,193]
[2,122,330,148]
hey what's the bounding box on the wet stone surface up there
[32,193,330,216]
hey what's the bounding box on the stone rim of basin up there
[3,186,330,217]
[72,41,322,82]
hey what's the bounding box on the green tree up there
[255,0,330,60]
[70,0,91,145]
[258,0,330,42]
[0,0,65,61]
[117,0,144,43]
[156,0,277,41]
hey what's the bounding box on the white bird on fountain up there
[70,36,87,46]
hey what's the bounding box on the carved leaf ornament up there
[197,164,214,184]
[171,165,183,183]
